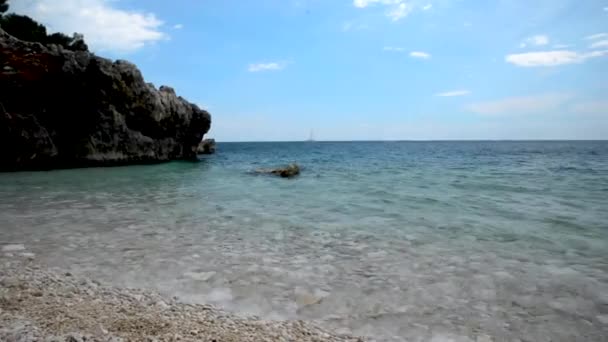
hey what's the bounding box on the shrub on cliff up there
[46,32,89,52]
[0,0,8,15]
[0,1,88,52]
[0,14,47,43]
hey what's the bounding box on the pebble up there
[96,324,109,335]
[155,300,169,309]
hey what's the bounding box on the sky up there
[7,0,608,141]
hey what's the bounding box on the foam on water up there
[1,141,607,341]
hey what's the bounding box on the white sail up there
[308,129,315,142]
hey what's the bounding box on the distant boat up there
[307,129,315,142]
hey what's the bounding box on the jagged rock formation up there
[197,138,216,154]
[0,28,211,171]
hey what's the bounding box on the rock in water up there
[256,163,300,178]
[197,138,216,154]
[0,28,211,171]
[273,163,300,178]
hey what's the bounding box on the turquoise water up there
[1,141,608,341]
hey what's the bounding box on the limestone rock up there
[197,138,216,154]
[0,28,211,171]
[256,163,300,178]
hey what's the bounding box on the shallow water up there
[1,141,608,341]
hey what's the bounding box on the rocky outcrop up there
[0,28,211,171]
[197,138,216,154]
[256,163,300,178]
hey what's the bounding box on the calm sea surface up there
[1,141,607,341]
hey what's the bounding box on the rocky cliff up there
[0,28,211,171]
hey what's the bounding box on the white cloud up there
[341,21,369,32]
[436,90,470,97]
[173,24,183,30]
[384,46,405,52]
[590,40,608,49]
[604,6,608,11]
[387,3,413,21]
[409,51,431,59]
[519,35,549,48]
[248,62,286,72]
[422,4,432,10]
[505,50,608,67]
[354,0,402,8]
[552,44,570,49]
[9,0,167,53]
[570,100,608,115]
[353,0,413,21]
[467,93,573,115]
[587,50,608,57]
[585,33,608,40]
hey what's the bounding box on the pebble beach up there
[0,256,363,342]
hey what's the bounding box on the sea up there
[1,141,607,341]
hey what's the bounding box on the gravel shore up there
[0,258,364,342]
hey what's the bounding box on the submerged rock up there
[256,163,300,178]
[294,287,329,307]
[197,138,216,154]
[0,28,211,171]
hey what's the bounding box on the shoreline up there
[0,258,364,342]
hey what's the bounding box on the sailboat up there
[307,129,315,142]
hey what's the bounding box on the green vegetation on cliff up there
[0,0,8,14]
[0,0,88,51]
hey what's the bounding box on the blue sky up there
[10,0,608,141]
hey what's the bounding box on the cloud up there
[467,93,573,115]
[519,35,549,48]
[409,51,431,59]
[505,50,608,67]
[585,33,608,40]
[570,100,608,115]
[383,46,405,52]
[248,62,286,72]
[387,3,413,21]
[9,0,167,53]
[436,90,470,97]
[173,24,183,30]
[590,40,608,49]
[341,21,369,32]
[422,4,432,10]
[353,0,413,21]
[552,44,570,49]
[353,0,401,8]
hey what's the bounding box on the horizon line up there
[213,139,608,143]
